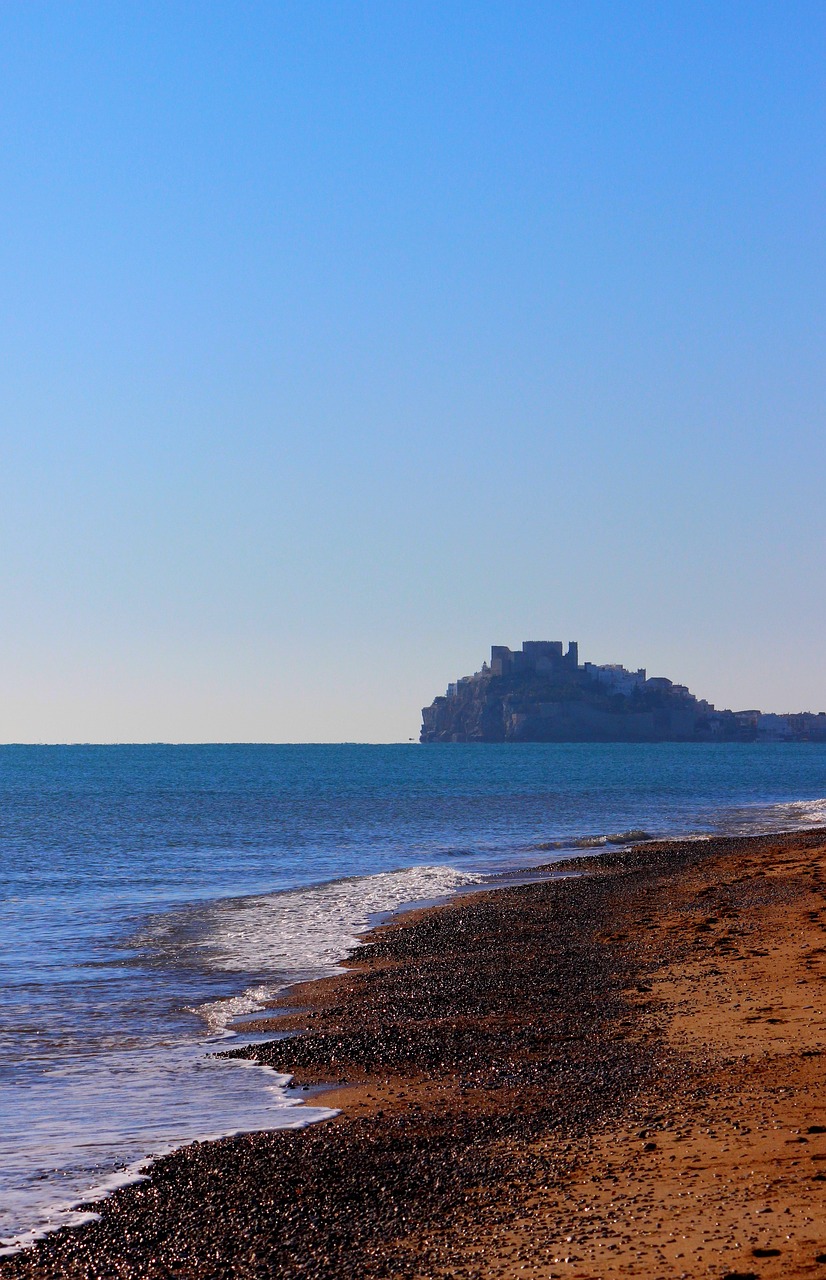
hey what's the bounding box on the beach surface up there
[4,829,826,1279]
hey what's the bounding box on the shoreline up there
[4,827,826,1278]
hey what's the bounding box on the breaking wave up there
[137,864,483,1033]
[715,796,826,836]
[530,828,654,853]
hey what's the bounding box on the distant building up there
[583,662,646,696]
[490,640,579,678]
[757,713,793,741]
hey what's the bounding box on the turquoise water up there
[2,741,826,1249]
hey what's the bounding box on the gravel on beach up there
[4,830,826,1279]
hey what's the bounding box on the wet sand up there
[3,829,826,1279]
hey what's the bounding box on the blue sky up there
[1,2,824,741]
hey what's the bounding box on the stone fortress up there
[421,640,826,743]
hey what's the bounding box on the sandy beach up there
[4,828,826,1279]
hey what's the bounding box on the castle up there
[421,640,826,744]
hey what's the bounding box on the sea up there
[2,740,826,1252]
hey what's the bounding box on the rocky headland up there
[421,640,826,743]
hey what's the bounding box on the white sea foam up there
[770,797,826,826]
[2,863,480,1252]
[717,796,826,835]
[0,1052,337,1255]
[143,863,484,1032]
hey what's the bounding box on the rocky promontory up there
[421,640,826,743]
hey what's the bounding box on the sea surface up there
[2,741,826,1251]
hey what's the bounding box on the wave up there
[714,796,826,836]
[529,796,826,857]
[530,828,653,853]
[0,1049,337,1255]
[136,864,483,1033]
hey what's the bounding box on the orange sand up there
[406,838,826,1279]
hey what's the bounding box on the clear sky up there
[1,1,824,742]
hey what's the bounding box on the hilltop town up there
[420,640,826,743]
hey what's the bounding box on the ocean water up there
[2,741,826,1251]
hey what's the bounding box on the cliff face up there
[421,674,711,743]
[421,682,507,743]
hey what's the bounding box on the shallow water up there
[1,741,825,1249]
